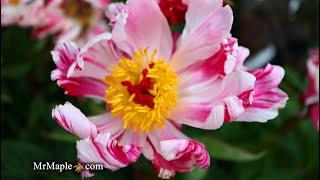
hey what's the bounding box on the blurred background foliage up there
[1,0,319,179]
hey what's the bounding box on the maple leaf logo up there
[74,163,84,173]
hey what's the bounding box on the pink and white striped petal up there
[148,121,188,152]
[52,102,97,139]
[77,33,122,78]
[112,0,173,59]
[181,0,224,36]
[142,121,210,179]
[172,71,256,129]
[89,113,123,135]
[76,133,141,170]
[171,0,233,72]
[118,130,147,147]
[51,41,107,99]
[150,139,210,179]
[234,64,288,122]
[177,38,249,89]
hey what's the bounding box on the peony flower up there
[302,48,319,131]
[2,0,110,46]
[51,0,287,178]
[31,0,110,46]
[1,0,44,26]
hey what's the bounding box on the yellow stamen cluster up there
[104,48,179,132]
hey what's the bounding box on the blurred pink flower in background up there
[302,48,319,131]
[1,0,110,46]
[32,0,109,46]
[50,0,288,178]
[1,0,44,26]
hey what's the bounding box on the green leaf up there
[283,66,307,92]
[32,38,49,53]
[1,140,51,179]
[46,130,78,142]
[2,61,33,79]
[27,96,46,128]
[199,136,266,162]
[183,167,209,180]
[1,92,12,103]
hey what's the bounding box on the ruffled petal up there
[250,64,284,94]
[158,139,210,169]
[112,0,173,59]
[143,122,210,179]
[250,65,287,108]
[77,33,122,78]
[233,108,279,123]
[178,37,248,88]
[234,64,288,122]
[51,41,107,99]
[77,132,141,171]
[172,71,256,129]
[152,140,209,179]
[171,0,233,72]
[52,102,97,139]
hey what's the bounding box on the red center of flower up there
[121,64,155,108]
